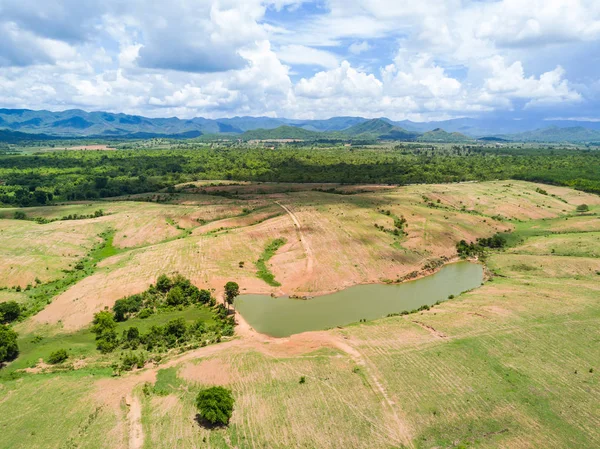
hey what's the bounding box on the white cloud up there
[482,56,581,107]
[277,45,339,68]
[0,0,596,120]
[348,41,371,55]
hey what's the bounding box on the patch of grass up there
[151,367,183,396]
[3,305,216,376]
[19,229,121,319]
[255,237,287,287]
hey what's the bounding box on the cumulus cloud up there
[0,0,596,119]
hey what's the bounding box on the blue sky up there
[0,0,598,121]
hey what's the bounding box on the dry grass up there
[6,180,599,330]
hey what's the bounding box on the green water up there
[236,262,484,337]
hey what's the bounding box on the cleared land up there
[0,180,594,331]
[0,181,599,448]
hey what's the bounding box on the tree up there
[0,301,20,323]
[156,274,172,293]
[47,348,68,365]
[576,204,590,213]
[166,286,185,306]
[0,325,19,364]
[224,282,240,311]
[196,386,234,426]
[91,310,118,353]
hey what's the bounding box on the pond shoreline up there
[236,261,485,338]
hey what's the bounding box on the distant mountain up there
[0,129,58,143]
[342,119,420,140]
[417,128,473,143]
[500,126,600,143]
[1,108,600,143]
[0,108,223,137]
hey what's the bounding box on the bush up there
[0,325,19,363]
[47,349,68,365]
[576,204,590,213]
[120,352,146,371]
[196,386,235,426]
[0,301,21,323]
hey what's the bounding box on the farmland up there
[1,165,599,448]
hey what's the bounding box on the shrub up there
[120,352,146,371]
[576,204,590,213]
[13,211,26,220]
[0,301,21,323]
[196,386,235,426]
[0,325,19,363]
[47,349,68,364]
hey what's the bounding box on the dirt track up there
[276,201,314,275]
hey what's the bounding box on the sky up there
[0,0,599,121]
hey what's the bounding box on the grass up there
[255,237,287,286]
[2,304,216,376]
[17,229,121,319]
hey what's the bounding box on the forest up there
[0,144,599,207]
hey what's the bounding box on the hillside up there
[502,126,600,143]
[417,128,472,143]
[342,118,420,140]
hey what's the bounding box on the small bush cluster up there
[457,234,506,258]
[113,274,213,322]
[47,349,69,365]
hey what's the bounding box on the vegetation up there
[0,301,20,324]
[224,281,240,310]
[2,145,600,208]
[0,325,19,363]
[255,238,287,286]
[113,274,213,322]
[457,234,507,258]
[47,349,68,365]
[196,386,235,426]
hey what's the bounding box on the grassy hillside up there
[417,128,472,143]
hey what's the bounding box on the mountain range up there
[1,108,600,143]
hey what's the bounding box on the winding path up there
[276,201,314,275]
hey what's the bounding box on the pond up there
[236,262,484,337]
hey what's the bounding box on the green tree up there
[576,204,590,213]
[166,286,185,306]
[91,311,118,353]
[156,274,172,293]
[47,348,68,365]
[0,325,19,363]
[196,386,235,426]
[224,282,240,312]
[0,301,20,323]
